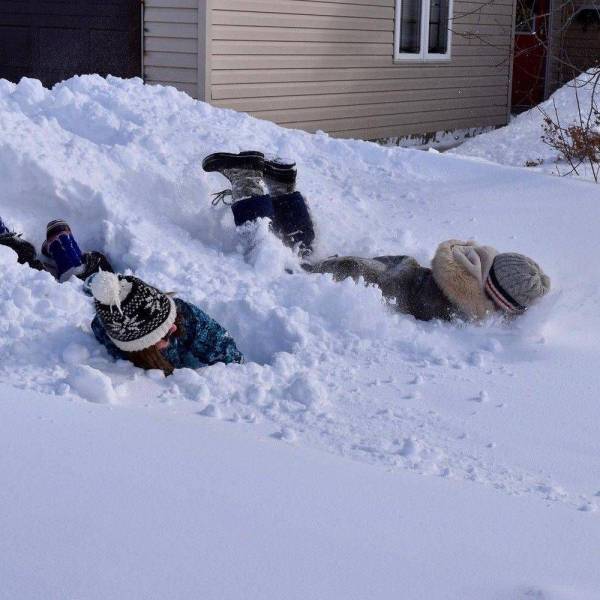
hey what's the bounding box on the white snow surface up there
[454,70,600,179]
[1,75,599,598]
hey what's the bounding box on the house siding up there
[546,0,600,95]
[143,0,200,98]
[207,0,515,139]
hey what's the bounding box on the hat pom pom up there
[90,271,126,308]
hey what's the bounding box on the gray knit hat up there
[484,253,551,314]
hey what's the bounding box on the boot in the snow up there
[264,156,297,196]
[79,251,115,281]
[203,152,267,204]
[0,231,44,270]
[42,220,86,282]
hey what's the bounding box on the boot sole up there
[202,151,265,172]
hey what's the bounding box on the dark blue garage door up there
[0,0,141,87]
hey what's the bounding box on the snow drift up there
[454,69,600,179]
[0,74,599,514]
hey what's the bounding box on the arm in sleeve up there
[182,301,244,366]
[91,315,128,362]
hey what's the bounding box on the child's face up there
[155,324,177,351]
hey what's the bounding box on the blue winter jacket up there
[92,297,243,369]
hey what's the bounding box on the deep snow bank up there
[454,69,600,179]
[0,76,599,514]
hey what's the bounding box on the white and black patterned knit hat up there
[90,271,177,352]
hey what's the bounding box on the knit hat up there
[485,253,551,314]
[43,220,85,282]
[0,217,10,236]
[90,271,177,352]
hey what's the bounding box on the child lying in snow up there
[0,217,113,282]
[303,243,550,321]
[203,151,550,322]
[89,271,243,376]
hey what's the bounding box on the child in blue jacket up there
[89,271,243,375]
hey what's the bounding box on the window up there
[394,0,453,61]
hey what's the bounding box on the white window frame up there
[394,0,454,62]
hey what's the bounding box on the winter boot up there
[203,152,276,224]
[264,156,297,196]
[42,220,86,282]
[0,230,44,270]
[203,152,267,203]
[80,251,115,281]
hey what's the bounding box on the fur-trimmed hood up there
[431,240,498,320]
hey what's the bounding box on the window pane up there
[399,0,422,53]
[428,0,449,53]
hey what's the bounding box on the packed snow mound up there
[453,69,600,177]
[1,75,599,513]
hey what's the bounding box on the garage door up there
[0,0,141,87]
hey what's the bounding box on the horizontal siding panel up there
[450,12,513,25]
[453,2,514,17]
[211,64,507,85]
[212,25,395,44]
[214,0,394,19]
[144,22,198,38]
[329,114,508,140]
[212,41,393,56]
[276,107,506,133]
[147,81,198,97]
[212,54,509,70]
[213,85,508,112]
[144,7,198,24]
[212,11,393,31]
[250,96,507,124]
[145,66,198,84]
[212,75,509,99]
[145,51,197,69]
[144,36,198,53]
[279,105,507,133]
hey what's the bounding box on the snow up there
[454,69,600,179]
[0,74,599,598]
[3,387,600,600]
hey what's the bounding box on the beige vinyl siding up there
[143,0,199,98]
[208,0,515,139]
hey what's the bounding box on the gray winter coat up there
[306,240,500,322]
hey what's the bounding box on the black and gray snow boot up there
[264,157,297,196]
[202,152,267,205]
[0,232,45,271]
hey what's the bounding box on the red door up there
[512,0,549,111]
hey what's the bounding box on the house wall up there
[143,0,202,98]
[546,0,600,94]
[205,0,515,139]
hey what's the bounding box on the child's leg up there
[42,220,86,282]
[230,194,275,227]
[271,192,315,256]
